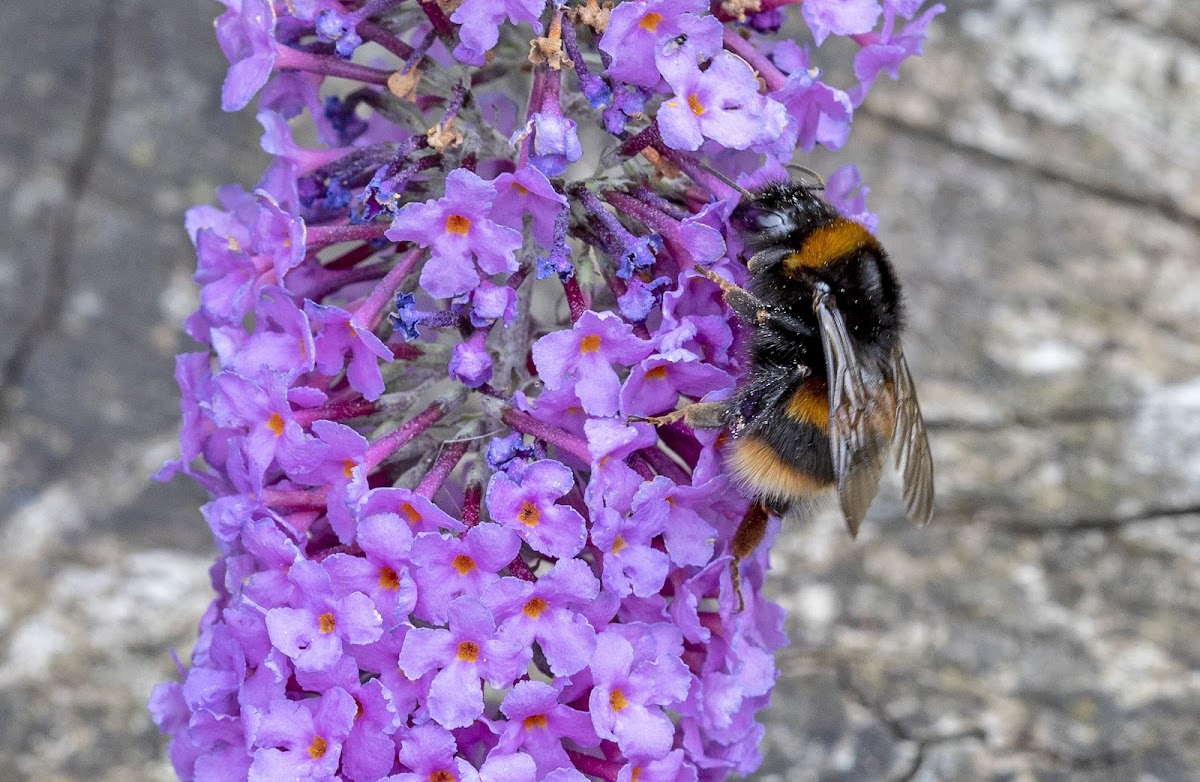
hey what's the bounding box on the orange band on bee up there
[784,379,829,428]
[782,218,880,274]
[728,436,833,500]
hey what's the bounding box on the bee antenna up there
[696,162,755,201]
[785,162,825,190]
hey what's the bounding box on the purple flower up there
[531,310,653,418]
[397,597,529,728]
[496,680,599,774]
[410,523,522,623]
[599,0,707,87]
[772,69,855,152]
[484,557,600,676]
[824,163,880,233]
[265,559,383,671]
[451,0,546,64]
[802,0,883,46]
[489,166,568,249]
[216,0,277,111]
[387,723,476,782]
[305,300,393,400]
[657,52,790,152]
[486,459,588,558]
[248,687,357,781]
[850,3,946,105]
[449,329,494,388]
[620,349,734,417]
[210,370,307,492]
[386,169,523,299]
[588,630,692,759]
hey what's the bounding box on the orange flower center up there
[400,501,422,525]
[318,612,337,634]
[378,566,400,590]
[518,500,541,527]
[645,365,669,381]
[445,214,471,235]
[308,735,328,759]
[342,458,356,478]
[452,554,477,575]
[609,689,629,712]
[687,94,706,116]
[580,334,602,353]
[523,713,548,730]
[429,771,455,782]
[457,640,480,662]
[639,11,663,30]
[266,413,285,436]
[611,535,627,555]
[523,596,549,618]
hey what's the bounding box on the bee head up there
[733,182,835,249]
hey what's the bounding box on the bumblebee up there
[648,176,934,603]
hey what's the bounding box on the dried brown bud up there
[529,36,573,69]
[720,0,762,22]
[572,0,613,34]
[426,121,464,153]
[387,69,422,102]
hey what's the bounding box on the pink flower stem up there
[402,28,438,72]
[347,0,406,26]
[652,142,741,202]
[562,276,588,322]
[418,0,456,42]
[318,241,379,271]
[613,121,661,160]
[294,398,378,427]
[260,486,330,510]
[386,341,424,360]
[722,27,787,91]
[517,67,548,169]
[604,191,692,272]
[415,440,470,498]
[567,750,620,782]
[657,423,702,469]
[358,19,415,60]
[462,483,482,528]
[502,408,592,464]
[365,401,446,469]
[628,452,656,482]
[274,44,393,85]
[305,222,390,250]
[354,248,422,329]
[508,554,537,582]
[303,263,388,304]
[639,445,692,483]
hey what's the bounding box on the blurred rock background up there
[1,1,1197,780]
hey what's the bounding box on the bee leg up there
[730,503,770,613]
[631,401,730,429]
[694,266,766,323]
[695,266,814,335]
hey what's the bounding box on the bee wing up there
[814,284,889,537]
[891,345,935,525]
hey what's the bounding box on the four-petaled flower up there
[386,169,523,299]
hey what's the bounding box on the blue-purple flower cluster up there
[150,0,941,779]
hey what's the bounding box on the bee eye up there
[756,213,785,230]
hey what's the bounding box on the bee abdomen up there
[728,378,835,511]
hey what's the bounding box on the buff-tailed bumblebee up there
[644,174,934,605]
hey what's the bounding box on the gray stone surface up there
[1,1,1198,780]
